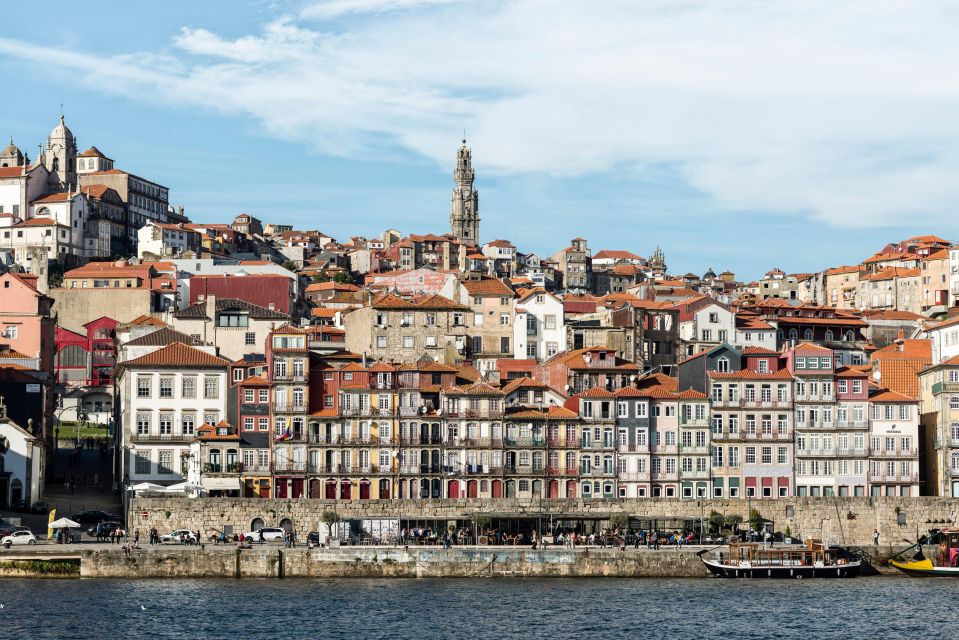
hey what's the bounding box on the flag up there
[47,508,57,539]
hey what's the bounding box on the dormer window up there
[716,357,730,373]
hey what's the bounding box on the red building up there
[54,316,117,423]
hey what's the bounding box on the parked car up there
[159,529,197,545]
[242,527,285,542]
[70,510,114,526]
[2,530,37,547]
[31,500,51,514]
[0,525,31,538]
[87,521,124,538]
[306,531,319,545]
[9,499,29,512]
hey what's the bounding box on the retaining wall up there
[128,496,959,547]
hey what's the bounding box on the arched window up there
[951,423,959,441]
[803,329,814,340]
[952,452,959,471]
[788,329,799,340]
[844,331,854,342]
[56,345,87,368]
[824,330,834,341]
[716,357,730,373]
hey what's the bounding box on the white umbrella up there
[128,482,165,493]
[161,482,205,493]
[48,517,82,529]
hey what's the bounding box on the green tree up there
[608,513,629,531]
[708,510,726,533]
[332,271,355,284]
[281,260,297,272]
[749,508,764,531]
[321,510,340,539]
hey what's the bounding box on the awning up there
[201,477,242,491]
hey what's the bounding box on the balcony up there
[309,464,390,475]
[461,465,503,476]
[203,462,242,474]
[444,409,505,419]
[741,430,791,441]
[619,472,650,482]
[271,461,307,474]
[547,467,579,477]
[681,469,710,480]
[678,418,709,427]
[273,373,308,383]
[835,421,869,430]
[711,399,741,409]
[580,439,617,450]
[679,444,710,455]
[650,444,678,454]
[398,435,444,445]
[131,432,191,443]
[619,443,650,453]
[580,468,616,478]
[274,432,307,442]
[340,407,395,418]
[273,403,308,413]
[504,465,546,476]
[651,470,679,481]
[240,464,270,474]
[869,448,918,458]
[503,437,547,447]
[932,382,959,395]
[868,472,919,484]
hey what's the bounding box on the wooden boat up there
[890,530,959,578]
[699,538,861,579]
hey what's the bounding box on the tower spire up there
[449,138,480,245]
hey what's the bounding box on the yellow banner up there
[47,508,56,539]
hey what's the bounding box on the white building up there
[733,316,778,352]
[137,221,200,258]
[117,341,230,486]
[674,297,735,358]
[920,315,959,365]
[167,295,291,361]
[868,389,920,497]
[0,403,44,506]
[0,217,83,267]
[513,288,566,361]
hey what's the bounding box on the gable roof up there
[122,342,229,368]
[174,297,289,321]
[124,327,198,348]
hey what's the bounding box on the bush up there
[608,513,629,530]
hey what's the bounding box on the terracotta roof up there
[310,308,338,318]
[860,267,920,281]
[78,146,110,159]
[614,387,647,398]
[129,315,167,327]
[824,265,860,276]
[791,343,834,354]
[874,360,925,400]
[0,348,30,359]
[580,387,615,398]
[676,389,708,399]
[869,388,917,403]
[835,366,869,378]
[462,278,514,297]
[501,376,550,394]
[593,250,645,261]
[30,192,75,204]
[708,369,793,380]
[371,293,467,310]
[862,309,927,321]
[0,166,25,178]
[15,217,63,227]
[636,372,679,391]
[240,374,271,387]
[305,282,360,293]
[443,381,504,396]
[871,339,932,363]
[741,346,779,355]
[122,342,229,368]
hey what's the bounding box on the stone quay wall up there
[80,547,710,579]
[128,496,959,547]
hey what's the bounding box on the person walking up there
[873,529,880,546]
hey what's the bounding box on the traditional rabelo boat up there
[890,529,959,577]
[698,538,861,579]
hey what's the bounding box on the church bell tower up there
[449,138,480,245]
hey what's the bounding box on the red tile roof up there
[122,342,230,368]
[462,278,514,297]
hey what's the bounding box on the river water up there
[0,577,952,639]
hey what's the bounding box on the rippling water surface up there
[0,577,953,639]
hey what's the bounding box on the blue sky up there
[2,0,957,280]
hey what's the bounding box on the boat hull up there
[890,559,959,578]
[702,559,861,579]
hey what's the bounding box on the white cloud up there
[3,0,959,228]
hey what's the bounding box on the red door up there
[292,479,304,498]
[566,480,577,498]
[492,480,503,498]
[340,481,352,500]
[360,481,371,500]
[549,479,559,498]
[467,480,478,498]
[379,479,391,499]
[276,479,288,498]
[325,481,336,499]
[310,479,320,498]
[448,480,460,498]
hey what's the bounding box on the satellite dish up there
[873,370,881,381]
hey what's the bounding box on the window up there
[182,377,196,398]
[136,413,150,435]
[474,312,484,326]
[204,376,218,399]
[158,451,173,475]
[545,315,557,330]
[159,377,173,398]
[245,332,256,346]
[500,313,510,326]
[244,389,255,403]
[500,337,510,354]
[159,414,173,435]
[716,357,729,373]
[425,335,437,348]
[182,415,195,436]
[403,336,414,348]
[134,453,150,475]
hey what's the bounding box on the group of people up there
[400,527,475,546]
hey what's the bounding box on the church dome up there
[49,115,74,142]
[0,137,23,162]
